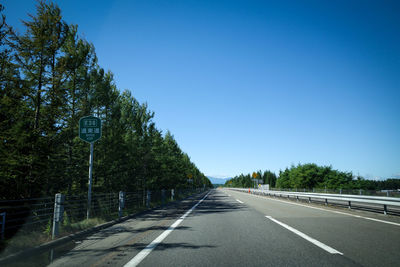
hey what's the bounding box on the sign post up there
[88,142,93,219]
[252,172,257,189]
[79,116,102,220]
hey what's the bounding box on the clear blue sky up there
[4,0,400,179]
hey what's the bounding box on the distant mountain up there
[207,176,231,185]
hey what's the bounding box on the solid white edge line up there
[236,199,244,204]
[123,191,211,267]
[265,216,343,255]
[231,190,400,227]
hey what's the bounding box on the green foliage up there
[61,218,106,233]
[262,170,277,187]
[275,163,400,190]
[225,170,276,188]
[0,1,211,199]
[276,163,353,189]
[225,164,400,190]
[44,218,52,235]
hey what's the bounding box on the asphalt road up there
[46,189,400,267]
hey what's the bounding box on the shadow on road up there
[6,190,237,267]
[85,225,193,241]
[192,193,246,215]
[135,191,243,221]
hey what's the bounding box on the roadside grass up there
[0,229,50,257]
[0,190,203,259]
[0,205,149,258]
[0,217,106,258]
[60,217,106,234]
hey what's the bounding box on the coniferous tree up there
[0,1,211,199]
[0,4,31,198]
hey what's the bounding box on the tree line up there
[0,1,211,199]
[225,170,277,188]
[225,163,400,190]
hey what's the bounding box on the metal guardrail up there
[269,188,400,197]
[228,188,400,215]
[273,192,400,202]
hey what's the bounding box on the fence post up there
[171,189,175,201]
[340,188,342,194]
[359,189,362,195]
[146,190,151,208]
[52,193,65,239]
[119,191,125,219]
[0,212,5,240]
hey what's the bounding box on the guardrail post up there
[308,197,311,203]
[340,188,342,194]
[348,201,351,209]
[119,191,125,219]
[0,212,5,240]
[171,189,175,201]
[296,196,299,202]
[359,189,362,195]
[52,193,65,239]
[383,205,387,215]
[146,190,151,208]
[325,198,328,206]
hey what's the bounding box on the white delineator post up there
[119,191,125,218]
[52,193,64,239]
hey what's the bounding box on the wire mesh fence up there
[0,197,55,239]
[0,187,205,248]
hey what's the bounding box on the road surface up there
[46,189,400,267]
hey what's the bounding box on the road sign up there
[252,172,257,178]
[79,116,102,143]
